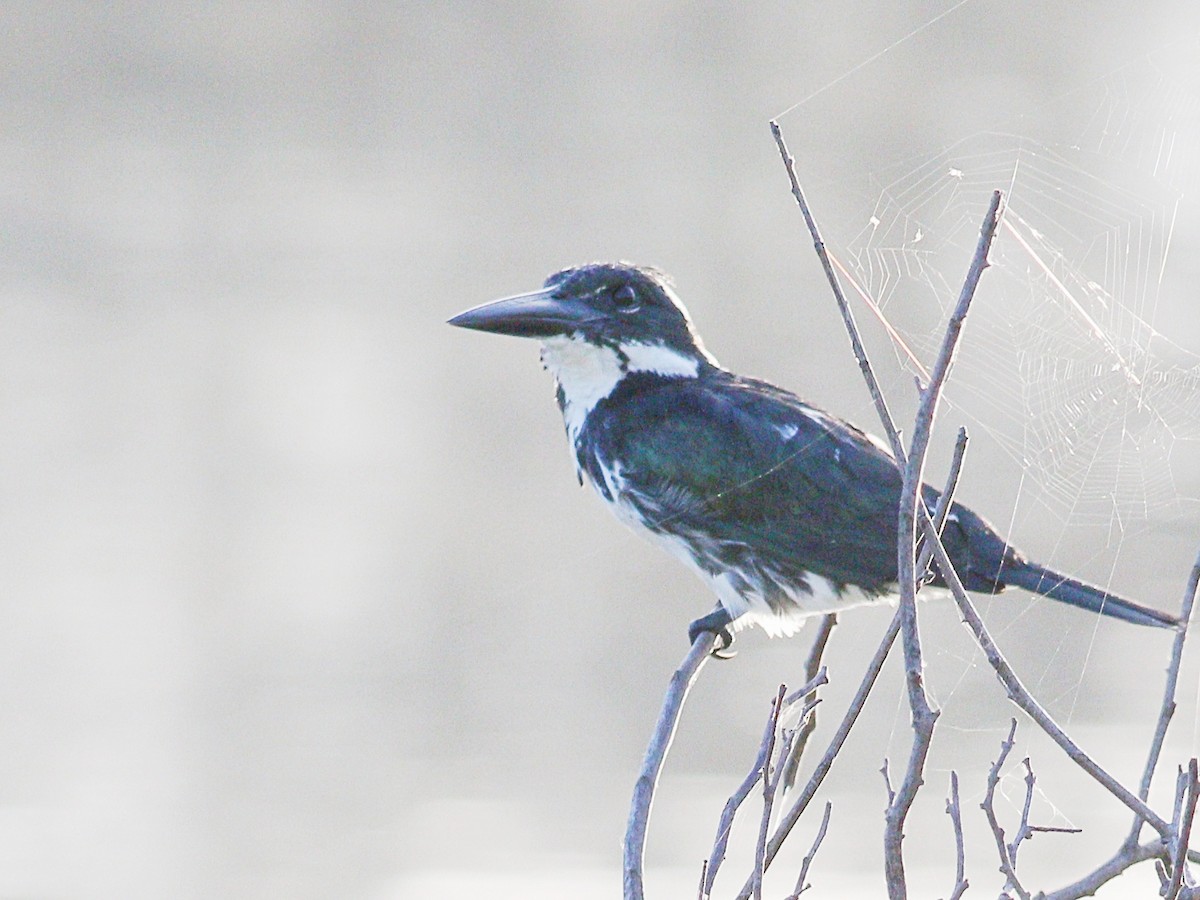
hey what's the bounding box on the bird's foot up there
[688,608,736,659]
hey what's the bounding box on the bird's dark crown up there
[541,262,709,356]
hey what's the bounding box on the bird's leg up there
[688,606,736,659]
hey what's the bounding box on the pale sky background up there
[2,3,1200,898]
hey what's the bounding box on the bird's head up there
[448,263,715,366]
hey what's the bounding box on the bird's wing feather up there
[583,373,906,590]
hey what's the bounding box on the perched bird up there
[449,263,1179,649]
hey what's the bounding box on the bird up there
[448,262,1179,650]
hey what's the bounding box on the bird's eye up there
[612,284,640,312]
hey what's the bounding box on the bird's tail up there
[1003,562,1180,629]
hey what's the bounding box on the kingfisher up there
[449,262,1179,650]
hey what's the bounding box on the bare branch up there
[773,119,1003,900]
[625,631,718,900]
[945,772,969,900]
[751,685,788,900]
[885,188,1004,899]
[1037,841,1165,900]
[1007,758,1036,872]
[705,690,780,896]
[782,614,838,791]
[769,119,906,464]
[918,515,1173,838]
[733,611,902,900]
[983,719,1029,899]
[785,801,834,899]
[705,674,826,898]
[1166,759,1200,899]
[733,427,970,899]
[1127,550,1200,848]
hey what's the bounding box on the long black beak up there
[448,287,596,339]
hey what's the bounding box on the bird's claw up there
[688,608,736,659]
[711,627,736,659]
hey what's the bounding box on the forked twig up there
[782,613,838,791]
[1165,759,1199,899]
[1128,552,1200,844]
[731,425,970,900]
[983,719,1030,900]
[733,611,900,900]
[885,186,1004,899]
[918,518,1173,838]
[704,672,827,897]
[772,117,1000,897]
[785,801,833,898]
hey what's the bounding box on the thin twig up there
[885,188,1003,899]
[1127,550,1200,848]
[769,119,907,464]
[1166,759,1199,899]
[916,427,969,582]
[752,685,789,900]
[946,771,969,900]
[919,516,1173,838]
[785,801,833,899]
[705,693,781,896]
[732,427,970,899]
[733,611,902,900]
[706,672,827,897]
[1007,758,1036,872]
[983,719,1029,899]
[782,614,838,791]
[624,631,718,900]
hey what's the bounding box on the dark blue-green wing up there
[581,373,905,591]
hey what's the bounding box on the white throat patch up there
[540,336,703,448]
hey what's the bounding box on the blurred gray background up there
[3,3,1200,898]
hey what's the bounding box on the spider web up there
[840,59,1200,529]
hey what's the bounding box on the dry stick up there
[732,432,970,900]
[782,613,838,791]
[885,188,1004,900]
[707,696,783,894]
[773,122,1107,897]
[733,611,899,900]
[1166,760,1199,899]
[1009,758,1042,866]
[917,515,1172,838]
[705,671,828,897]
[1038,841,1166,900]
[1036,552,1200,900]
[624,631,718,900]
[983,719,1030,900]
[752,685,790,900]
[946,772,969,900]
[785,801,833,899]
[902,200,1175,836]
[769,120,907,465]
[1128,552,1200,847]
[772,115,993,896]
